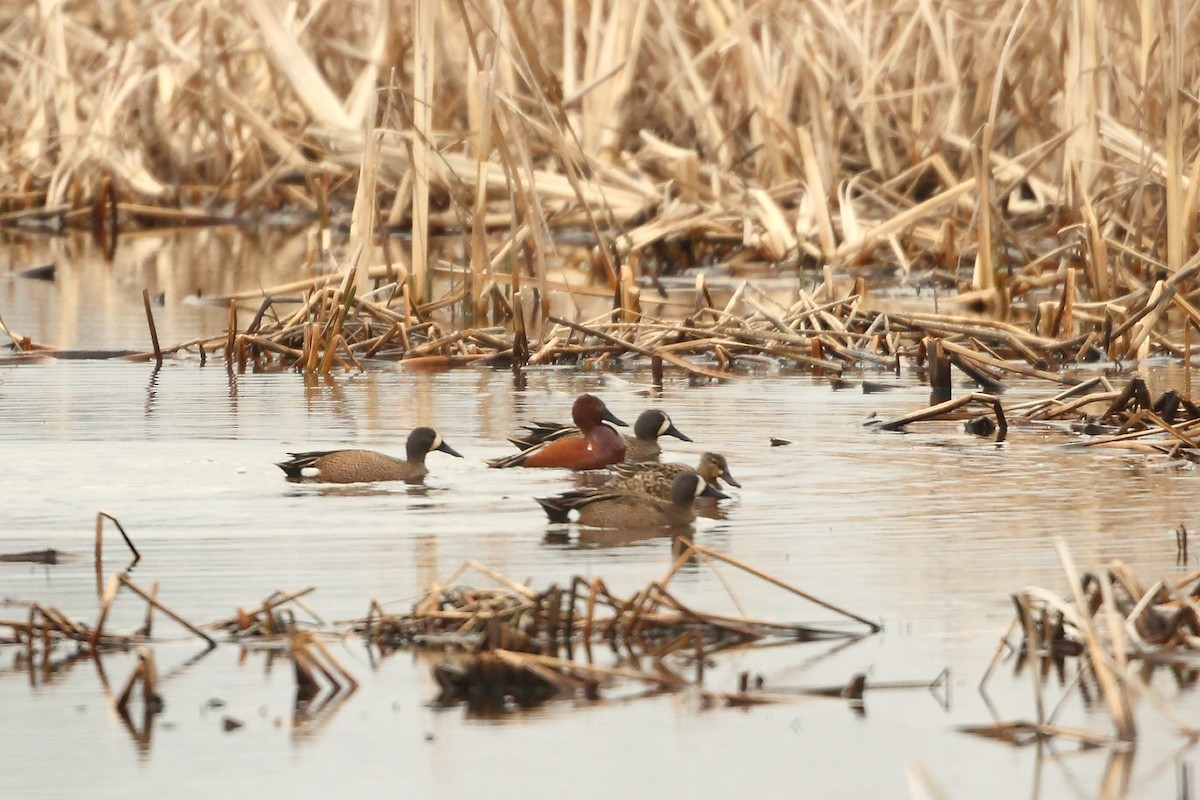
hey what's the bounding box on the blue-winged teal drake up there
[508,408,690,463]
[535,472,727,528]
[277,427,462,483]
[488,394,627,470]
[606,452,739,498]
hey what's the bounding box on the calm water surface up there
[2,234,1198,799]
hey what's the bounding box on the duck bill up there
[720,468,741,488]
[602,408,629,427]
[701,482,729,500]
[437,441,464,458]
[664,422,692,442]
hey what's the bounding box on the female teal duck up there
[535,472,726,528]
[605,452,739,498]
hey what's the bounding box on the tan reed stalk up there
[1063,0,1101,192]
[1054,540,1135,741]
[243,0,354,134]
[91,573,121,652]
[797,126,836,259]
[467,49,498,321]
[1162,0,1184,275]
[117,575,216,648]
[411,0,437,303]
[348,93,379,297]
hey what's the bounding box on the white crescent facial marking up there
[301,466,321,478]
[658,415,670,436]
[692,476,706,498]
[432,433,442,450]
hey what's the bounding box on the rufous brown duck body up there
[507,408,690,463]
[488,394,627,470]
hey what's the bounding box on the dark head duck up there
[535,472,727,528]
[277,427,462,483]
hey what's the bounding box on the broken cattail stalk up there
[927,337,952,401]
[91,573,121,651]
[668,539,880,633]
[117,575,216,649]
[141,290,163,368]
[94,511,140,578]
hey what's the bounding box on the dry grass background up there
[1,0,1198,309]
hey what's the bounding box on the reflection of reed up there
[356,547,877,714]
[290,630,358,740]
[972,540,1200,754]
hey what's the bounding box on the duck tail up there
[275,459,304,478]
[535,496,573,523]
[275,451,327,478]
[487,450,529,469]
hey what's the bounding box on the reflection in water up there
[302,372,348,412]
[4,639,91,688]
[292,675,357,743]
[116,697,158,756]
[547,524,734,551]
[695,497,734,521]
[144,364,160,417]
[5,273,1200,796]
[282,481,437,499]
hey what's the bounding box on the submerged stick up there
[877,393,1007,442]
[141,290,162,368]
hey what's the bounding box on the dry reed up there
[1,525,878,717]
[973,540,1200,747]
[356,540,878,711]
[3,1,1200,343]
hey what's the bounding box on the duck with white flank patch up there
[277,427,462,483]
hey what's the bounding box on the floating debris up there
[0,549,65,564]
[973,540,1200,748]
[874,392,1008,443]
[877,374,1200,463]
[2,506,885,724]
[355,542,879,713]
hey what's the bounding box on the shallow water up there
[2,233,1199,799]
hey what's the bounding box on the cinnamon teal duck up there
[535,472,727,528]
[606,452,739,498]
[508,408,690,463]
[488,394,628,470]
[277,427,462,483]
